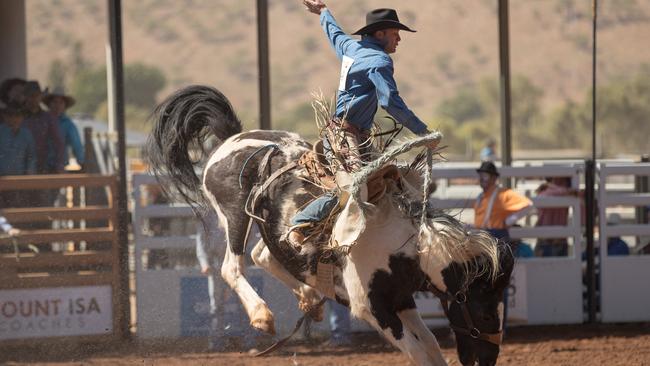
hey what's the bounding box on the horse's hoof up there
[298,297,324,322]
[250,304,276,335]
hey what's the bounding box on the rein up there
[426,281,503,346]
[254,298,327,357]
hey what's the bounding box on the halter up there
[426,282,503,346]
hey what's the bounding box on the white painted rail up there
[430,163,585,325]
[598,163,650,322]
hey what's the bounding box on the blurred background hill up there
[24,0,650,160]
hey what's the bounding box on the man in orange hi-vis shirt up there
[473,161,533,241]
[473,161,533,332]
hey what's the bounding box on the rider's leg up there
[285,126,368,248]
[286,193,339,247]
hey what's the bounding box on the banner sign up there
[0,286,113,340]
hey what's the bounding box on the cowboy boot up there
[287,229,305,250]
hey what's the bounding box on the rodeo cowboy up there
[286,0,439,248]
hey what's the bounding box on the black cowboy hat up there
[476,161,500,176]
[352,8,416,36]
[23,80,46,97]
[0,78,26,105]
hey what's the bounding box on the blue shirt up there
[0,123,37,176]
[47,114,85,167]
[0,215,13,233]
[320,10,428,134]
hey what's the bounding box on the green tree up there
[435,75,545,156]
[69,67,107,115]
[124,63,167,109]
[69,63,167,116]
[596,65,650,155]
[437,88,484,124]
[47,59,67,90]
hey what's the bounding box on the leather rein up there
[426,282,503,346]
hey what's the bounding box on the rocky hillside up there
[25,0,650,139]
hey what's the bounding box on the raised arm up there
[368,62,429,136]
[303,0,354,59]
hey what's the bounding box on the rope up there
[254,298,328,357]
[239,144,279,189]
[419,149,433,238]
[350,132,443,202]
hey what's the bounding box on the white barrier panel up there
[132,174,449,338]
[430,164,584,324]
[131,174,331,339]
[598,163,650,322]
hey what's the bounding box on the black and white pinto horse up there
[147,85,514,366]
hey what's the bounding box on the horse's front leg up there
[398,307,448,365]
[251,239,324,321]
[353,303,447,366]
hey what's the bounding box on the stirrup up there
[284,223,311,250]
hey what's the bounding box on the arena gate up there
[597,162,650,322]
[0,174,125,344]
[430,163,585,325]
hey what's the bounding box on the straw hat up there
[43,86,76,108]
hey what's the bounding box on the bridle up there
[426,282,503,346]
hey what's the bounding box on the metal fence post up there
[584,159,597,323]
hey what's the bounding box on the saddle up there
[297,140,337,190]
[298,140,400,204]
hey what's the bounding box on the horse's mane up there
[419,213,499,288]
[397,162,500,288]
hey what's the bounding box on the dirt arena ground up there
[2,324,649,365]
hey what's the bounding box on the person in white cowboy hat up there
[44,87,85,170]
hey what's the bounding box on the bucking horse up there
[146,85,514,366]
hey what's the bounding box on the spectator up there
[0,213,20,237]
[0,78,26,109]
[473,161,533,331]
[196,211,259,351]
[479,138,497,162]
[473,161,533,242]
[21,81,65,175]
[44,87,85,170]
[0,106,36,176]
[0,107,36,209]
[327,300,351,346]
[534,177,577,257]
[605,213,630,256]
[509,225,534,258]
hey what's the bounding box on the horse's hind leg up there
[216,207,275,335]
[251,239,324,321]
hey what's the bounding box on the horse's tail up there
[146,85,242,211]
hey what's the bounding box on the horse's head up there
[439,242,514,366]
[417,214,513,365]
